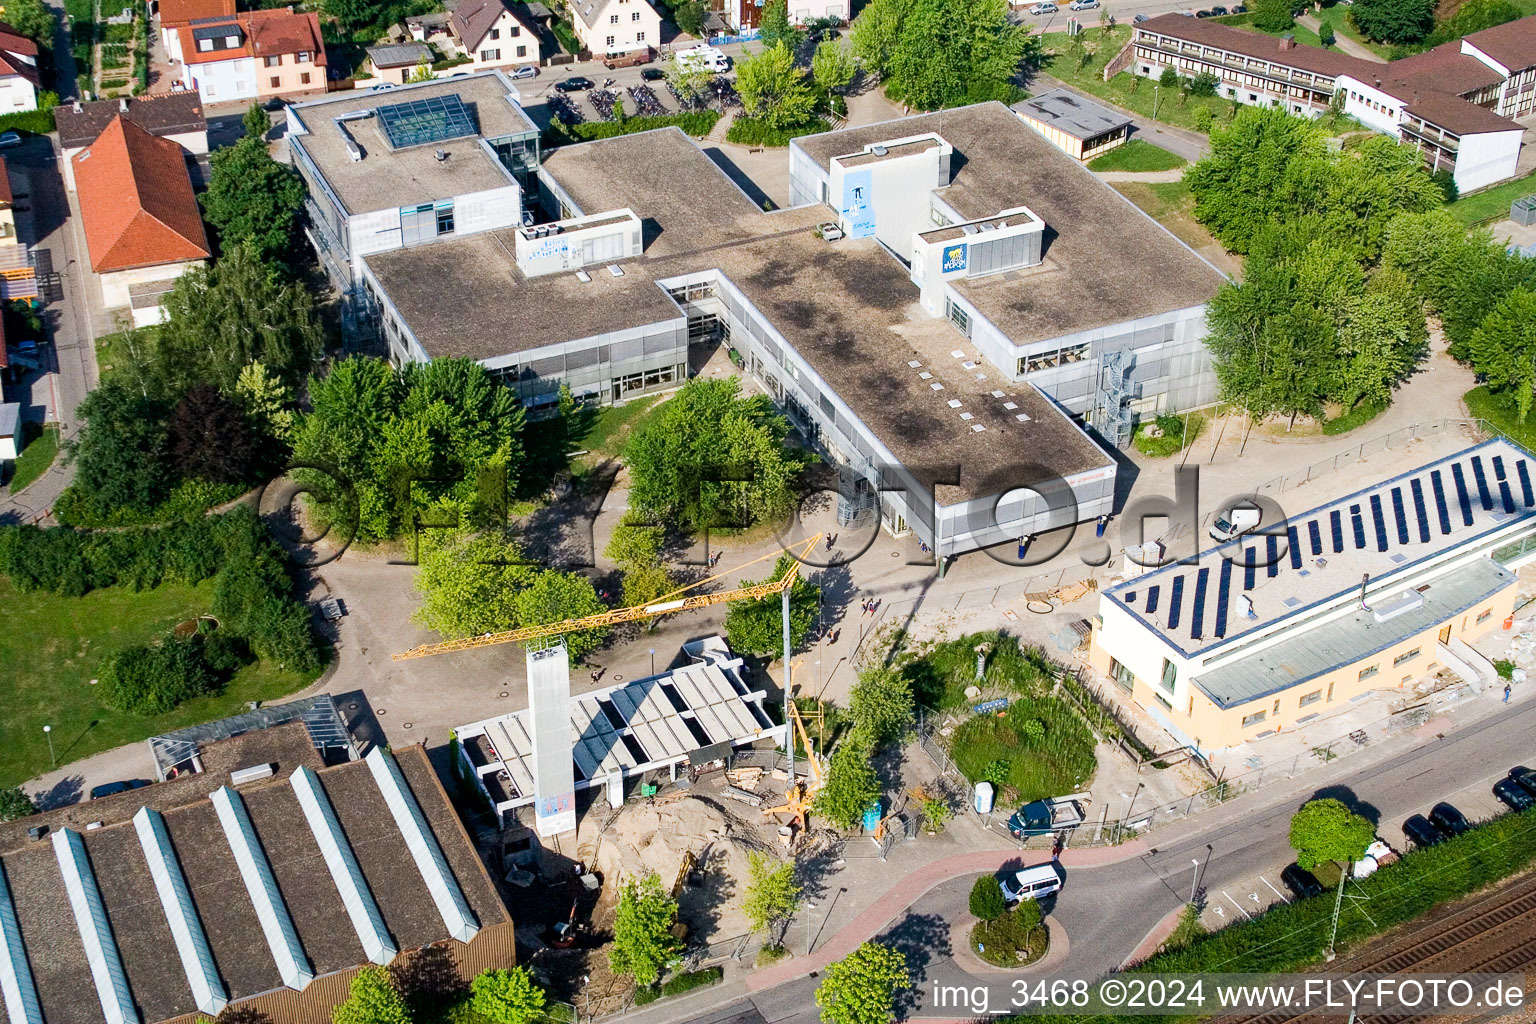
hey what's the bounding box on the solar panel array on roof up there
[1350,505,1366,549]
[53,829,138,1024]
[133,808,227,1017]
[1330,510,1343,552]
[1266,534,1279,577]
[1308,519,1323,556]
[1288,525,1302,569]
[1215,558,1232,638]
[1473,456,1494,510]
[376,95,478,149]
[1145,585,1160,614]
[1431,471,1452,533]
[1190,567,1210,640]
[1167,575,1185,630]
[1390,488,1409,545]
[0,862,40,1024]
[1242,546,1256,590]
[1519,461,1534,506]
[1452,464,1474,525]
[1369,495,1388,552]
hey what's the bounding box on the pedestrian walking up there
[1505,683,1513,703]
[872,598,881,613]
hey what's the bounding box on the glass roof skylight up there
[376,95,478,150]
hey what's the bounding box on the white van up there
[674,46,729,72]
[999,864,1063,903]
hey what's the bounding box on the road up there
[664,694,1536,1024]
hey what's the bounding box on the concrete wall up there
[97,260,200,312]
[1452,129,1525,193]
[0,75,35,114]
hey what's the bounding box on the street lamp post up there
[43,725,54,767]
[805,901,817,954]
[1189,858,1200,904]
[649,648,656,677]
[1153,82,1161,121]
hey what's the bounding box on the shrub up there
[1158,66,1179,88]
[1193,108,1215,133]
[1495,659,1515,679]
[969,875,1006,921]
[755,944,790,966]
[970,902,1046,967]
[726,114,825,147]
[1189,72,1219,97]
[546,111,719,145]
[949,697,1097,802]
[1133,412,1204,457]
[660,967,722,997]
[99,636,218,715]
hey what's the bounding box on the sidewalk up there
[1295,14,1385,63]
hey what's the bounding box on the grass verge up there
[1042,27,1241,133]
[1446,168,1536,227]
[1466,385,1536,451]
[0,577,319,788]
[949,697,1098,804]
[1133,412,1204,457]
[1321,398,1387,435]
[1088,139,1187,173]
[6,423,58,493]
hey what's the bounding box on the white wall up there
[181,56,256,102]
[98,260,200,313]
[1454,129,1524,193]
[163,25,184,62]
[0,76,36,114]
[1336,75,1403,135]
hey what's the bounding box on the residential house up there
[176,7,327,104]
[0,157,37,304]
[1011,88,1132,161]
[736,0,844,30]
[568,0,658,59]
[0,23,40,113]
[72,116,211,325]
[366,41,435,84]
[1118,13,1533,191]
[443,0,541,73]
[55,92,208,190]
[1090,440,1536,753]
[156,0,236,63]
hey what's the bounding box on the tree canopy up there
[814,941,911,1024]
[1289,798,1375,870]
[471,967,547,1024]
[847,665,914,747]
[811,39,856,95]
[968,874,1006,921]
[624,377,805,534]
[0,789,34,823]
[200,124,306,270]
[1250,0,1294,32]
[757,0,800,49]
[3,0,54,47]
[1352,0,1435,42]
[333,967,412,1024]
[742,851,802,937]
[608,873,684,988]
[868,0,1032,109]
[736,43,820,130]
[1468,289,1536,422]
[814,739,881,830]
[723,553,819,657]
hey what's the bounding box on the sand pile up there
[594,794,777,941]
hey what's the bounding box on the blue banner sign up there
[942,242,968,273]
[974,697,1009,715]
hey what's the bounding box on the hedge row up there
[725,115,824,148]
[1023,806,1536,1023]
[546,110,720,146]
[0,506,323,674]
[633,967,723,1005]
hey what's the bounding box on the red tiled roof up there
[1462,13,1536,74]
[1377,40,1504,95]
[0,24,38,57]
[0,156,12,208]
[1401,90,1524,135]
[72,117,210,274]
[449,0,532,51]
[1136,14,1377,78]
[157,0,235,28]
[179,8,324,66]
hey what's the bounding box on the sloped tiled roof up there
[158,0,236,27]
[1137,14,1377,78]
[1462,13,1536,74]
[55,92,206,149]
[72,117,210,274]
[449,0,531,49]
[178,8,323,66]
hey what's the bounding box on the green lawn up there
[1312,6,1394,57]
[1446,168,1536,227]
[0,577,319,788]
[1042,28,1243,133]
[6,423,58,493]
[573,394,666,464]
[1465,385,1536,451]
[948,696,1098,804]
[1088,139,1187,172]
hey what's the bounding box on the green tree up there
[333,966,413,1024]
[1251,0,1294,31]
[673,0,705,34]
[814,739,881,830]
[608,873,684,988]
[1469,289,1536,422]
[1317,19,1335,45]
[242,101,272,141]
[408,57,435,82]
[886,0,1032,109]
[814,941,910,1024]
[235,360,298,443]
[1186,106,1329,255]
[157,241,324,393]
[735,43,819,129]
[742,851,801,937]
[666,51,715,101]
[723,553,819,657]
[1331,268,1426,411]
[0,788,36,823]
[168,383,258,483]
[1427,0,1520,41]
[849,0,909,77]
[1288,798,1375,871]
[1352,0,1435,42]
[65,380,173,514]
[1,0,55,48]
[968,874,1006,921]
[99,636,218,715]
[513,569,609,662]
[758,0,800,50]
[414,531,534,637]
[624,377,805,534]
[470,967,546,1024]
[812,39,856,95]
[846,665,913,747]
[200,139,307,270]
[1158,65,1179,88]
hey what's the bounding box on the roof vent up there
[607,264,624,277]
[434,148,448,161]
[979,221,997,231]
[72,99,82,113]
[231,763,275,786]
[870,144,888,156]
[26,825,46,840]
[86,821,103,830]
[961,223,979,235]
[576,270,592,282]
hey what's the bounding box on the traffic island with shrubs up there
[968,876,1049,968]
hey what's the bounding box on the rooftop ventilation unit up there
[979,221,997,231]
[231,763,275,786]
[870,144,888,156]
[1372,590,1424,623]
[434,149,448,162]
[607,264,624,277]
[961,223,979,235]
[576,270,592,282]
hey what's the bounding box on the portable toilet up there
[973,781,995,814]
[862,799,883,832]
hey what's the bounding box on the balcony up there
[1135,36,1331,92]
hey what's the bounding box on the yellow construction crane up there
[392,533,823,660]
[762,664,825,830]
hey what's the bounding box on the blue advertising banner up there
[973,697,1009,715]
[841,168,875,239]
[941,242,968,274]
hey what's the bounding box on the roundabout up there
[949,912,1072,976]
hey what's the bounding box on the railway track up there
[1221,872,1536,1024]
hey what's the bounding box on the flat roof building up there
[1011,89,1133,162]
[1089,439,1536,753]
[313,94,1226,558]
[0,742,512,1024]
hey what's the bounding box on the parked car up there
[1000,864,1063,903]
[556,76,594,92]
[1194,9,1213,17]
[1027,2,1058,13]
[1511,765,1536,795]
[1428,801,1471,837]
[370,82,398,92]
[1229,3,1247,10]
[15,339,36,352]
[90,779,150,800]
[0,131,23,148]
[1133,12,1150,20]
[641,66,666,81]
[1494,776,1535,811]
[509,65,538,80]
[1281,863,1324,899]
[1068,0,1100,10]
[1209,5,1228,13]
[1402,814,1446,849]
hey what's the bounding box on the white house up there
[568,0,659,58]
[0,24,41,113]
[444,0,541,73]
